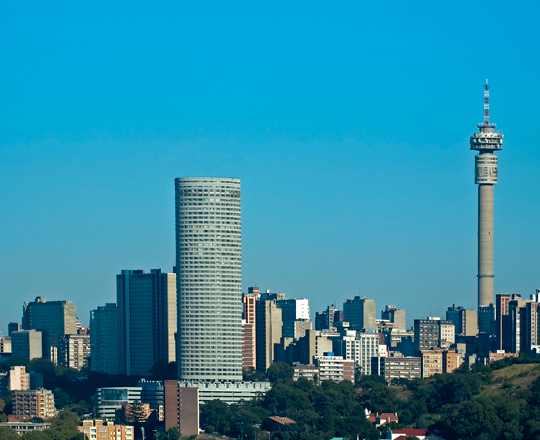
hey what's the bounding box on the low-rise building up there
[97,387,142,418]
[293,364,320,382]
[443,350,462,373]
[0,421,51,435]
[177,380,271,404]
[0,336,12,354]
[78,420,134,440]
[14,388,57,420]
[371,356,421,382]
[420,350,443,378]
[315,354,354,384]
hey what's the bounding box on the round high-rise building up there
[175,177,242,381]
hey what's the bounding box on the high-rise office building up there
[446,305,478,337]
[90,303,119,374]
[414,318,454,351]
[256,300,283,371]
[175,178,242,381]
[22,297,77,359]
[343,296,376,331]
[470,81,504,309]
[117,269,177,376]
[11,330,43,361]
[381,305,406,331]
[8,322,22,336]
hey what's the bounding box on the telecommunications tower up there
[470,80,503,309]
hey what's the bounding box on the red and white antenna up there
[484,79,490,126]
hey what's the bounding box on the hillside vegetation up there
[202,357,540,440]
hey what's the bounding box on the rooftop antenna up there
[484,79,490,126]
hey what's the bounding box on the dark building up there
[343,297,376,331]
[164,381,199,436]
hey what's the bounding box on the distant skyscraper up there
[22,297,77,359]
[90,303,119,374]
[117,269,177,376]
[255,300,283,371]
[381,305,406,331]
[343,297,376,331]
[8,322,21,336]
[470,80,504,309]
[175,178,242,381]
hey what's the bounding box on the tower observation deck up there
[470,80,503,309]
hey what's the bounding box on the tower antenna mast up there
[484,79,490,126]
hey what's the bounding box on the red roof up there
[392,429,428,436]
[379,413,399,422]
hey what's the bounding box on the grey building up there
[11,330,42,361]
[371,356,421,383]
[117,269,177,376]
[381,305,406,331]
[343,296,376,331]
[414,319,454,351]
[90,304,119,374]
[175,178,242,381]
[22,297,77,359]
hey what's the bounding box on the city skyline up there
[1,2,540,334]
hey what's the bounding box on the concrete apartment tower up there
[470,80,503,309]
[175,178,242,381]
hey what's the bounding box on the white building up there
[178,380,270,404]
[175,178,242,381]
[340,331,381,376]
[97,387,142,418]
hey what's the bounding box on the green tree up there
[267,362,294,383]
[2,356,29,370]
[27,358,56,378]
[0,426,20,440]
[21,431,50,440]
[54,387,70,409]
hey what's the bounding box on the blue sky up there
[1,1,539,332]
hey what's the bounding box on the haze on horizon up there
[1,1,539,333]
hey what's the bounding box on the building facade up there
[22,297,77,359]
[175,177,242,381]
[277,299,310,338]
[343,297,376,331]
[78,420,134,440]
[371,356,421,382]
[90,303,119,374]
[117,269,177,376]
[164,381,199,436]
[14,388,56,420]
[256,300,283,371]
[381,306,406,331]
[315,354,354,383]
[11,330,43,361]
[58,334,90,370]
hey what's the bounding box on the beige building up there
[58,333,90,370]
[78,420,134,440]
[420,350,443,378]
[14,388,57,420]
[256,300,283,371]
[443,351,462,373]
[9,366,30,391]
[0,336,11,354]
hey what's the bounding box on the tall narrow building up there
[117,269,177,376]
[90,303,119,374]
[175,178,242,381]
[470,80,503,309]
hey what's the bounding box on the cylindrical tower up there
[175,177,242,381]
[470,81,503,308]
